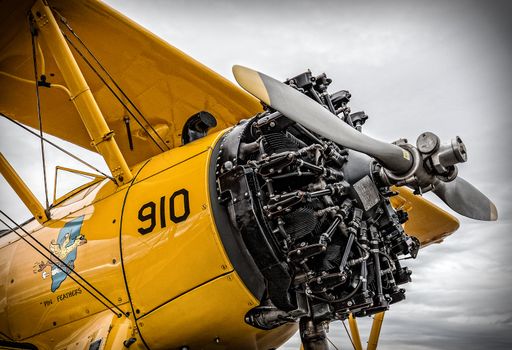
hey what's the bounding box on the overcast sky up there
[1,0,511,349]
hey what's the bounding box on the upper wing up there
[0,0,261,166]
[390,187,460,247]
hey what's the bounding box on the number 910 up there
[137,189,190,235]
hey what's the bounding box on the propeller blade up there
[433,177,498,221]
[232,65,413,174]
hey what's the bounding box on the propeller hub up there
[417,133,467,177]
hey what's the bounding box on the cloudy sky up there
[1,0,511,349]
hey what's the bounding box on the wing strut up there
[30,0,132,185]
[0,153,48,224]
[348,313,363,350]
[367,312,385,350]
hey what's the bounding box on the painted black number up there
[138,201,156,235]
[169,189,190,223]
[137,189,190,235]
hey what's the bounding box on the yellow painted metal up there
[0,236,16,338]
[120,132,230,316]
[0,0,262,167]
[30,0,132,185]
[103,315,142,350]
[2,179,131,341]
[139,271,297,349]
[0,152,48,223]
[118,130,298,348]
[367,312,385,350]
[391,186,460,246]
[25,309,145,350]
[0,130,299,349]
[348,313,363,350]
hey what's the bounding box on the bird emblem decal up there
[33,216,87,292]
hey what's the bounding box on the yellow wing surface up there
[0,0,262,167]
[391,187,460,246]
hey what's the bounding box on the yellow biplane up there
[0,1,497,349]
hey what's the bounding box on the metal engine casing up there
[215,87,420,330]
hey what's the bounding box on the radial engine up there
[215,70,423,345]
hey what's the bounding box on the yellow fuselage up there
[0,130,296,349]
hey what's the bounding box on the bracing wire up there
[30,18,50,212]
[342,319,357,350]
[53,9,170,152]
[1,113,114,181]
[0,211,126,318]
[327,336,341,350]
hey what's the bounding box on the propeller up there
[232,65,413,174]
[433,177,498,221]
[233,65,497,221]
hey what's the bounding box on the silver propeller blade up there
[233,65,498,221]
[233,65,413,174]
[433,177,498,221]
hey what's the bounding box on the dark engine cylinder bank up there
[215,70,420,333]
